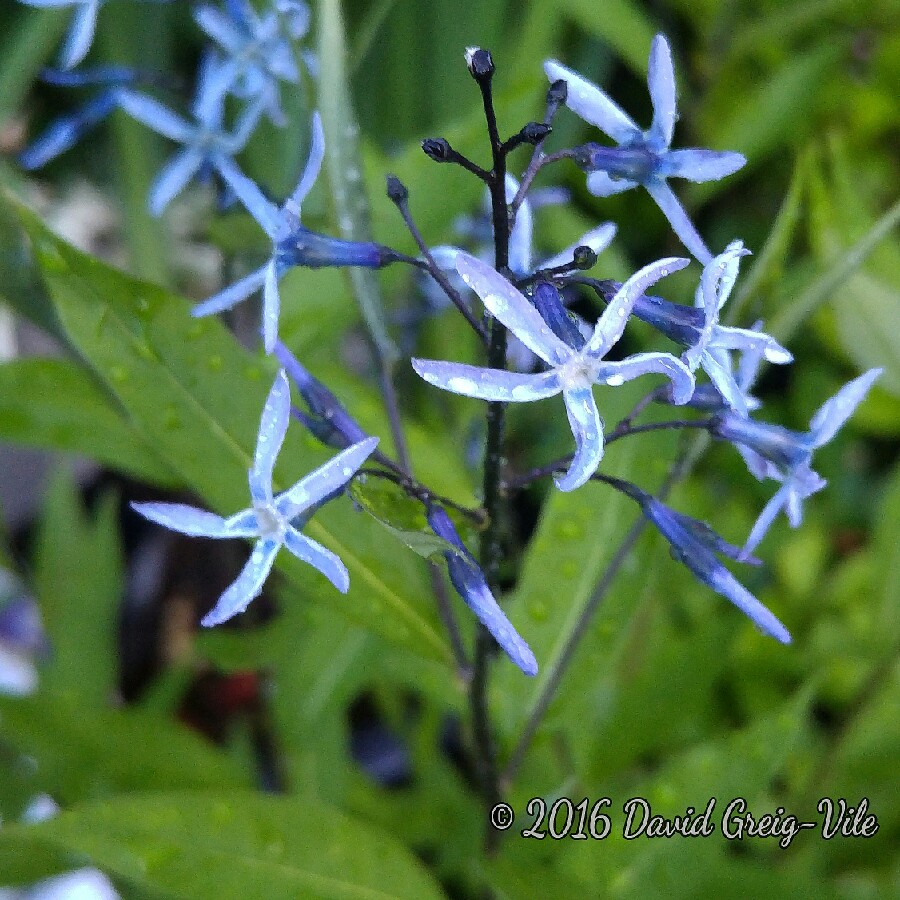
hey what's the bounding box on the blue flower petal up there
[250,370,291,505]
[131,502,254,538]
[276,436,379,520]
[506,174,533,275]
[261,260,281,353]
[215,156,282,238]
[710,326,792,365]
[201,538,280,626]
[809,368,882,448]
[59,1,99,69]
[284,527,350,592]
[659,149,747,183]
[115,90,193,143]
[192,264,269,318]
[148,148,204,216]
[742,481,793,558]
[597,352,695,404]
[587,256,688,356]
[411,359,562,402]
[586,171,638,197]
[544,59,640,145]
[706,566,792,644]
[647,34,676,150]
[556,387,603,491]
[288,111,325,211]
[455,254,573,366]
[644,179,712,264]
[702,350,749,417]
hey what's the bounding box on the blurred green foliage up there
[0,0,897,897]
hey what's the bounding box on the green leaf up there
[0,791,447,899]
[0,357,176,485]
[32,469,122,704]
[0,693,251,807]
[318,0,397,361]
[769,196,900,347]
[560,0,657,76]
[349,477,462,561]
[12,199,452,666]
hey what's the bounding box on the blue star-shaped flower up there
[712,368,882,557]
[19,0,103,70]
[193,111,394,353]
[132,370,378,626]
[545,35,746,264]
[618,482,791,643]
[115,55,263,216]
[594,243,791,416]
[413,253,695,492]
[194,0,305,126]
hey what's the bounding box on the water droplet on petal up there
[606,374,625,386]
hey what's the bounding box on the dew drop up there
[606,374,625,386]
[448,376,477,394]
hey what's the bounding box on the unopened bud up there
[521,121,551,144]
[385,174,408,204]
[572,245,598,270]
[465,47,494,80]
[421,137,452,162]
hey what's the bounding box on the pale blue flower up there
[427,506,537,675]
[593,243,791,415]
[413,253,695,491]
[194,112,395,353]
[19,0,103,70]
[616,481,791,643]
[545,35,746,263]
[712,368,882,557]
[132,371,378,625]
[194,0,308,125]
[116,56,263,216]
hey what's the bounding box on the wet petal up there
[201,539,280,626]
[131,502,253,538]
[587,256,689,356]
[598,352,694,404]
[249,370,291,505]
[707,566,792,644]
[261,261,281,353]
[284,527,350,592]
[710,325,792,365]
[506,174,533,275]
[556,387,603,491]
[586,171,638,197]
[702,350,748,417]
[276,437,379,519]
[411,359,561,402]
[647,34,677,150]
[455,253,573,365]
[742,481,793,558]
[544,59,641,145]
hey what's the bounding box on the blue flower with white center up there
[614,480,791,643]
[193,111,397,353]
[19,0,103,70]
[712,368,882,558]
[592,246,791,415]
[682,240,792,416]
[413,253,695,492]
[115,56,263,216]
[132,370,378,626]
[545,35,746,264]
[426,506,537,676]
[194,0,307,126]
